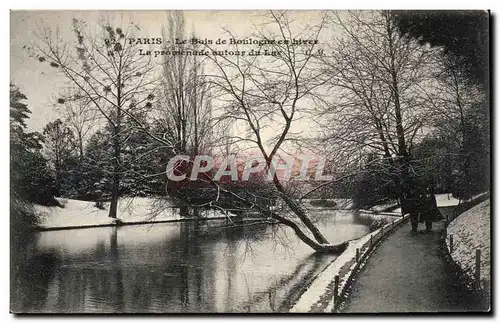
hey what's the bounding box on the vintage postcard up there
[10,10,490,313]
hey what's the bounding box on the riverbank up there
[34,197,233,231]
[34,197,358,231]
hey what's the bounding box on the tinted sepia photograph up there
[9,9,490,314]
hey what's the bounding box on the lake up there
[11,210,383,313]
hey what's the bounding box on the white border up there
[3,2,497,323]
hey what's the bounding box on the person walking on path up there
[405,184,441,233]
[418,188,442,232]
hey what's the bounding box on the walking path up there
[341,220,485,312]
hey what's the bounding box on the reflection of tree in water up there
[14,216,362,313]
[160,220,331,313]
[15,221,271,312]
[171,219,268,312]
[174,219,336,313]
[55,267,88,312]
[219,219,295,261]
[84,241,114,311]
[352,211,376,227]
[107,221,222,312]
[49,229,123,313]
[109,227,124,312]
[151,219,273,312]
[231,253,335,312]
[179,221,202,311]
[11,235,61,312]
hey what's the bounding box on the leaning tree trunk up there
[269,176,347,253]
[269,211,348,254]
[108,123,121,219]
[272,176,330,244]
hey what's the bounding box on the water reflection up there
[11,237,60,312]
[11,210,386,313]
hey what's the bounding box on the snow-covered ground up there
[435,192,489,207]
[300,198,353,210]
[368,200,399,213]
[435,193,461,207]
[34,197,232,230]
[377,192,485,215]
[446,199,490,292]
[358,209,402,217]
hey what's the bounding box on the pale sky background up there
[10,10,327,134]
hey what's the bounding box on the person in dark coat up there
[418,188,442,232]
[403,193,420,233]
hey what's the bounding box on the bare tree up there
[423,54,488,199]
[148,12,216,216]
[155,12,214,157]
[57,89,99,158]
[203,11,347,253]
[29,16,159,218]
[42,118,76,190]
[317,10,442,213]
[426,55,485,143]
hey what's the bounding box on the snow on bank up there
[34,197,232,230]
[446,199,490,291]
[289,214,409,312]
[435,193,461,207]
[358,209,402,217]
[368,200,399,213]
[435,192,489,208]
[392,207,402,214]
[301,199,353,210]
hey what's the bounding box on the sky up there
[10,10,327,134]
[10,10,248,131]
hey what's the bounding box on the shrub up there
[10,193,40,240]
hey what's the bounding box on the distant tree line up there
[12,10,490,253]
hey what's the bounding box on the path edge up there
[332,214,410,313]
[289,213,410,313]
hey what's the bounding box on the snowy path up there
[340,220,488,312]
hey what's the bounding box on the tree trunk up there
[109,72,122,219]
[108,171,119,219]
[211,176,347,254]
[179,205,189,217]
[108,124,121,219]
[387,15,412,219]
[270,211,348,254]
[77,131,84,158]
[272,176,330,244]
